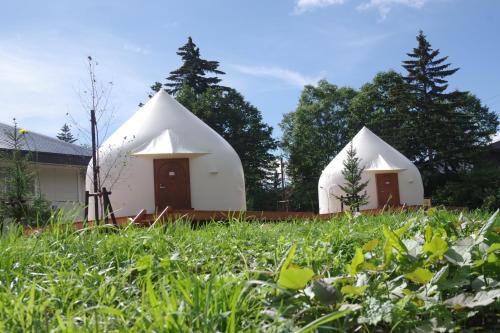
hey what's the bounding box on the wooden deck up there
[22,205,428,236]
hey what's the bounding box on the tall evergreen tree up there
[403,30,460,100]
[164,37,224,95]
[56,123,77,143]
[402,31,498,193]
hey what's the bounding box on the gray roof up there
[492,140,500,151]
[0,122,91,165]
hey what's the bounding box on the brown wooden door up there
[154,159,191,210]
[375,173,400,207]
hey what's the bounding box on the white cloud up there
[294,0,433,19]
[294,0,346,14]
[230,64,323,87]
[123,42,150,55]
[357,0,428,20]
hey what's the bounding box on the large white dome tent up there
[318,127,423,214]
[85,90,246,219]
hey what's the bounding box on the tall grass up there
[0,209,496,332]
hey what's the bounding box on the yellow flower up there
[19,129,28,134]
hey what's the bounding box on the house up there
[485,139,500,167]
[318,126,424,213]
[0,122,91,211]
[86,90,246,219]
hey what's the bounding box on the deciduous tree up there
[280,80,357,211]
[176,85,277,210]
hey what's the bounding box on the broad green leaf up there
[277,266,314,290]
[423,236,448,259]
[277,243,297,276]
[473,259,485,267]
[341,285,368,296]
[383,225,408,254]
[362,239,379,252]
[404,268,434,284]
[487,253,497,263]
[445,289,500,309]
[487,243,500,254]
[348,248,364,276]
[478,209,498,237]
[445,237,474,266]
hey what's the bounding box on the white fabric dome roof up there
[86,90,246,218]
[318,127,423,213]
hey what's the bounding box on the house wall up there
[36,163,86,214]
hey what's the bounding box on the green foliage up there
[164,37,224,95]
[433,165,500,210]
[278,265,314,290]
[143,39,278,210]
[336,143,369,211]
[347,70,417,158]
[56,123,77,143]
[0,210,498,331]
[402,31,498,193]
[176,85,278,210]
[0,121,52,227]
[404,267,434,284]
[280,80,357,211]
[403,30,459,99]
[281,31,498,209]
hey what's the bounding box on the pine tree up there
[401,31,498,194]
[56,123,77,143]
[403,30,460,100]
[165,37,225,95]
[0,120,52,227]
[335,143,369,212]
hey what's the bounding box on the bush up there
[433,167,500,210]
[0,120,52,227]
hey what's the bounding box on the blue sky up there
[1,0,499,142]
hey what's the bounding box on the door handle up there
[159,184,166,189]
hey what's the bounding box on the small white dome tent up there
[86,90,246,219]
[318,127,423,214]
